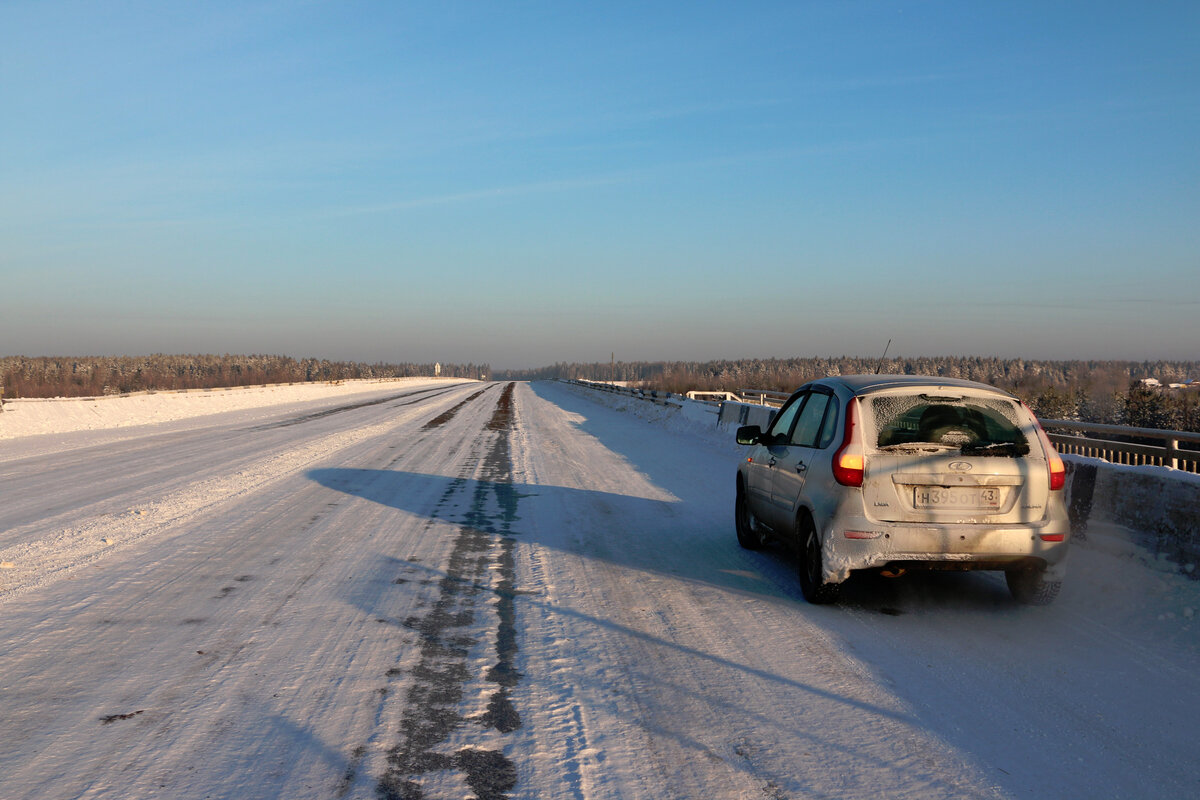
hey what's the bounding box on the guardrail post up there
[1167,437,1179,470]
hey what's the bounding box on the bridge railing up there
[1040,419,1200,473]
[734,389,791,407]
[684,390,739,402]
[564,380,683,407]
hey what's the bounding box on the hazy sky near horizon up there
[2,1,1197,369]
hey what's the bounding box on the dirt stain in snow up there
[374,383,523,799]
[455,747,518,799]
[421,388,491,430]
[337,744,369,798]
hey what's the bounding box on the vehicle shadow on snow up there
[308,464,1020,619]
[832,567,1017,613]
[307,466,777,601]
[306,468,932,735]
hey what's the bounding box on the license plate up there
[913,486,1001,509]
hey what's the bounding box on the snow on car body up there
[735,374,1070,604]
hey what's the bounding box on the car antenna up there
[874,339,892,374]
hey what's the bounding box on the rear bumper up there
[822,515,1071,583]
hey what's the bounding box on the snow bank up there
[0,378,468,440]
[1064,455,1200,573]
[554,380,734,451]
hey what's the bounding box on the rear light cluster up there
[1049,455,1066,491]
[1029,415,1066,491]
[832,398,864,487]
[843,530,881,539]
[1019,400,1066,492]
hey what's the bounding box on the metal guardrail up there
[735,388,791,407]
[565,380,684,408]
[685,391,739,402]
[1040,419,1200,473]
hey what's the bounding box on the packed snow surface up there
[0,380,1196,799]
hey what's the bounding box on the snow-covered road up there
[1,381,1196,799]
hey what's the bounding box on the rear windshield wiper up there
[877,442,957,453]
[959,441,1030,457]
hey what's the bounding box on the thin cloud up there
[320,174,638,217]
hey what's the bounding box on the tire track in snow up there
[253,385,459,430]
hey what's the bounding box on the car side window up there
[816,395,841,448]
[765,392,808,444]
[789,392,831,447]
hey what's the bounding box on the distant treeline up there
[0,354,490,399]
[496,356,1200,432]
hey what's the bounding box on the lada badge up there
[948,461,973,472]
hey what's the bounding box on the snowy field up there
[1,380,1197,799]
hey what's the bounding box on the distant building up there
[1142,377,1200,391]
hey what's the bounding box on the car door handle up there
[795,463,807,473]
[768,457,777,467]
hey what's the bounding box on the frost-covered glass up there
[869,395,1030,456]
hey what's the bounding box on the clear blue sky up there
[2,1,1197,369]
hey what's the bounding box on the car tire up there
[1005,567,1062,605]
[735,483,766,550]
[796,513,839,605]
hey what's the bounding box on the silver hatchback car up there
[735,375,1069,605]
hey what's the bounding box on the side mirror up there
[736,425,763,446]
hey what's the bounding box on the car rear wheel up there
[735,483,766,550]
[797,514,839,605]
[1006,567,1062,605]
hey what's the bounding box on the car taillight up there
[1048,452,1066,491]
[832,398,864,487]
[1027,413,1066,491]
[1022,410,1070,491]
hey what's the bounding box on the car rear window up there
[869,394,1031,456]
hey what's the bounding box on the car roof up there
[810,374,1017,398]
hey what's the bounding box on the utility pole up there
[611,352,615,386]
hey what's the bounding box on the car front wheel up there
[797,514,839,605]
[735,483,766,550]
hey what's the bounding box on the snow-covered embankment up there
[0,378,469,440]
